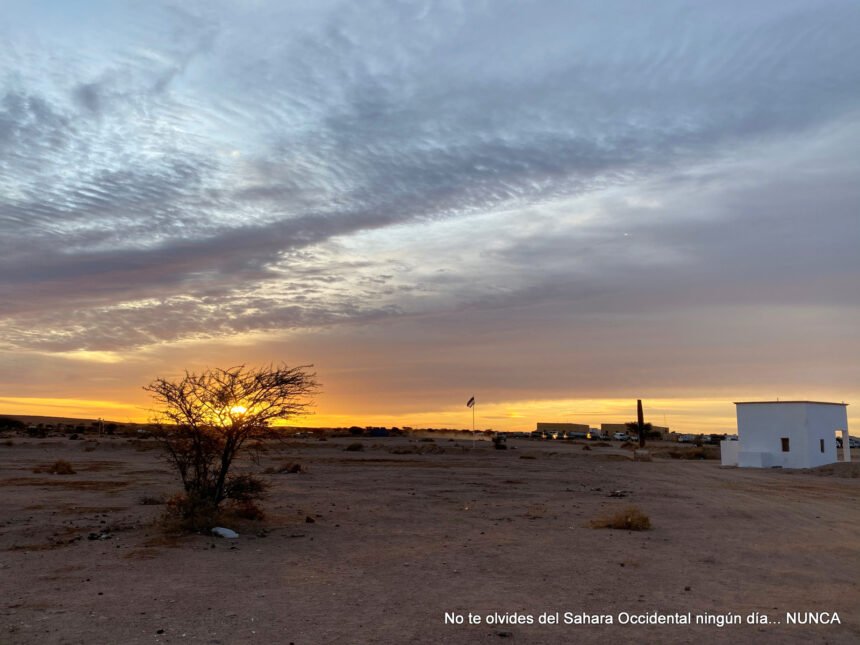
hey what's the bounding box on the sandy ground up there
[0,434,858,645]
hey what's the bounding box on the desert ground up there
[0,433,857,645]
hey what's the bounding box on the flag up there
[466,396,475,408]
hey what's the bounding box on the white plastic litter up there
[211,527,239,539]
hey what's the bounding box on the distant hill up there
[0,414,134,427]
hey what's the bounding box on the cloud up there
[0,0,858,363]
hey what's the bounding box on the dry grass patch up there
[594,454,632,462]
[32,460,76,475]
[7,527,83,552]
[78,461,122,472]
[590,506,651,531]
[525,503,548,520]
[389,444,445,455]
[58,505,125,514]
[124,532,188,559]
[7,542,68,552]
[263,462,305,474]
[652,446,719,460]
[130,440,160,452]
[139,494,166,505]
[1,477,130,491]
[804,462,860,478]
[142,533,185,548]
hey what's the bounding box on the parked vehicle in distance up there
[612,432,630,441]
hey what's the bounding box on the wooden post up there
[637,399,645,448]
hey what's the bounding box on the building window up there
[781,437,790,452]
[820,439,825,453]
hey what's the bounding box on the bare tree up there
[144,364,318,527]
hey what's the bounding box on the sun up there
[230,405,247,415]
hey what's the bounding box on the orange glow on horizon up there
[0,396,144,421]
[286,397,743,435]
[2,395,856,436]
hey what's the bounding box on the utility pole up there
[637,399,645,449]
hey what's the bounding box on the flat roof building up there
[536,422,589,435]
[722,401,850,469]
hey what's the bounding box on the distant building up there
[601,423,670,439]
[722,401,850,469]
[536,422,589,435]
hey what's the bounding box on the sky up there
[1,0,858,433]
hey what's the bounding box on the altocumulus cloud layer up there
[1,0,859,408]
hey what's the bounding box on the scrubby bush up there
[263,462,304,474]
[139,494,166,505]
[163,478,269,530]
[653,446,720,460]
[590,506,651,531]
[345,443,364,452]
[0,417,25,431]
[230,499,266,521]
[223,474,269,503]
[388,444,445,455]
[33,460,76,475]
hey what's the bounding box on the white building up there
[721,401,850,469]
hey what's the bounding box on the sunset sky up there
[1,0,858,434]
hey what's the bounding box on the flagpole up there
[467,395,475,447]
[473,401,476,447]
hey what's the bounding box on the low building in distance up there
[535,422,590,437]
[601,423,670,439]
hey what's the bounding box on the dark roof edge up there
[734,400,848,406]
